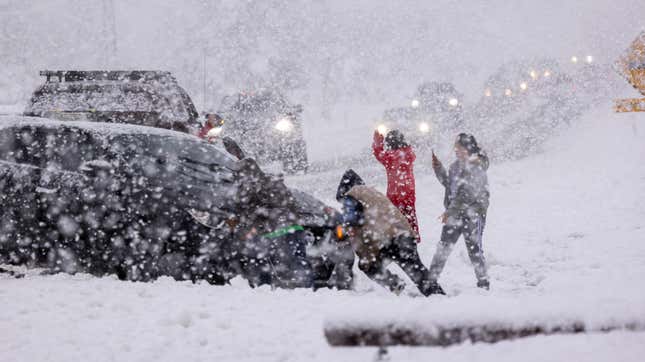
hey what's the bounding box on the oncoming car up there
[0,117,352,289]
[216,90,308,173]
[377,82,464,150]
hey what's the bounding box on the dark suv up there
[24,70,201,133]
[217,90,308,173]
[0,117,352,289]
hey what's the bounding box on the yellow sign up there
[615,31,645,112]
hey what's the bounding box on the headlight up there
[529,70,538,80]
[571,55,578,63]
[519,82,528,91]
[448,98,459,107]
[411,99,420,108]
[275,117,293,132]
[418,122,430,133]
[376,124,388,135]
[505,88,513,97]
[207,127,223,138]
[484,88,492,97]
[543,70,551,77]
[585,55,593,63]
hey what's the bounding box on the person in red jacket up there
[197,113,224,140]
[372,129,421,241]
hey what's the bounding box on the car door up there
[0,125,51,264]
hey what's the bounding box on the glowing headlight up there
[207,127,223,138]
[543,70,551,77]
[585,55,593,63]
[418,122,430,133]
[484,88,492,97]
[519,82,528,91]
[411,99,420,108]
[275,118,293,132]
[376,124,388,135]
[505,88,513,97]
[529,70,538,80]
[571,56,578,63]
[448,98,459,107]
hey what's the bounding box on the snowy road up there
[2,106,645,361]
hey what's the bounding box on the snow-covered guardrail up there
[324,294,645,347]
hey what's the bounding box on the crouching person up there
[336,169,444,296]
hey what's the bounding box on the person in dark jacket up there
[372,129,421,241]
[429,133,491,289]
[336,169,444,296]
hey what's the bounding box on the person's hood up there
[336,169,365,202]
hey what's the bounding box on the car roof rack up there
[39,70,174,83]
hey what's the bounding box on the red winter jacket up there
[197,122,214,139]
[372,131,420,241]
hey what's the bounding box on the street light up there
[571,56,578,64]
[519,82,528,91]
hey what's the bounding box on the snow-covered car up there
[378,82,465,151]
[216,90,308,173]
[23,70,201,133]
[0,117,352,289]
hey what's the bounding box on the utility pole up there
[102,0,117,67]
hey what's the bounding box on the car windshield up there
[111,133,238,171]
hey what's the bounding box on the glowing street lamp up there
[411,99,420,108]
[519,82,528,91]
[571,56,579,64]
[544,70,551,77]
[484,88,492,97]
[585,55,594,63]
[505,88,513,97]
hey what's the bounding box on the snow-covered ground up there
[2,104,645,361]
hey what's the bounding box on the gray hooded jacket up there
[434,153,490,218]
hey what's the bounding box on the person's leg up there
[463,213,489,288]
[390,236,444,296]
[358,256,405,295]
[398,199,421,242]
[428,222,462,281]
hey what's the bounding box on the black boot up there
[477,279,490,290]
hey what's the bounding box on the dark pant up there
[361,235,441,296]
[429,213,488,284]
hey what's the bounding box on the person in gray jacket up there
[429,133,491,289]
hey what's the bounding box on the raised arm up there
[432,152,449,187]
[372,130,386,163]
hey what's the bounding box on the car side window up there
[0,126,45,166]
[42,127,107,171]
[0,128,17,162]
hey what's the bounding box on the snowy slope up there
[1,105,645,361]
